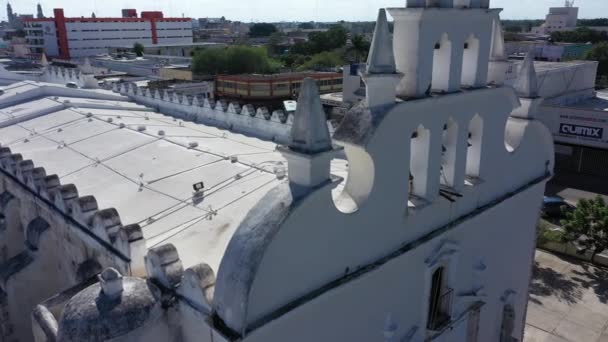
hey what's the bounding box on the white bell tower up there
[388,0,493,98]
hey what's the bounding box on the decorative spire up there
[36,3,44,19]
[490,19,506,60]
[367,9,396,75]
[40,53,49,67]
[280,78,338,191]
[289,78,332,154]
[514,52,538,98]
[361,8,401,109]
[81,57,93,75]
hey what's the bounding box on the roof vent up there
[274,166,287,180]
[57,128,63,133]
[230,156,238,163]
[88,118,93,122]
[158,130,165,136]
[137,125,146,132]
[188,142,199,149]
[107,118,113,123]
[63,99,70,104]
[119,123,126,129]
[86,112,93,118]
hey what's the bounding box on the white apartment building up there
[531,1,579,36]
[24,9,193,59]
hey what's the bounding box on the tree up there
[249,23,278,38]
[551,27,608,44]
[561,196,608,261]
[578,18,608,27]
[133,42,144,57]
[308,25,348,53]
[280,53,308,69]
[504,25,523,33]
[192,46,279,75]
[349,35,371,63]
[298,51,344,71]
[289,41,317,56]
[298,22,314,30]
[585,42,608,88]
[267,32,287,55]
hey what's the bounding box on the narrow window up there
[427,267,453,330]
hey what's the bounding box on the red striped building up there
[24,9,192,59]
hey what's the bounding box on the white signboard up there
[538,105,608,150]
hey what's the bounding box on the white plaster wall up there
[0,169,132,342]
[504,62,598,101]
[389,8,494,97]
[129,91,293,144]
[179,302,215,342]
[0,194,24,263]
[241,182,546,342]
[222,86,554,335]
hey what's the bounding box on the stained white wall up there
[212,83,554,341]
[241,182,546,342]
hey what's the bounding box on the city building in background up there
[108,41,225,58]
[531,1,579,36]
[6,2,35,30]
[23,9,193,59]
[506,41,593,62]
[215,72,342,108]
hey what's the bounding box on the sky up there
[5,0,608,22]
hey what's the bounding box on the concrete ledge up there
[538,242,608,267]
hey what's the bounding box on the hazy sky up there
[6,0,608,22]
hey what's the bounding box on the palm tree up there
[349,35,370,63]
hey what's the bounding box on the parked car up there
[542,196,575,219]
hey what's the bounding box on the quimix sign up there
[559,123,604,139]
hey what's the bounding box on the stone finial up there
[514,52,538,98]
[362,8,401,108]
[99,268,124,300]
[289,78,332,154]
[40,53,49,68]
[490,19,506,60]
[81,57,94,75]
[367,9,396,75]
